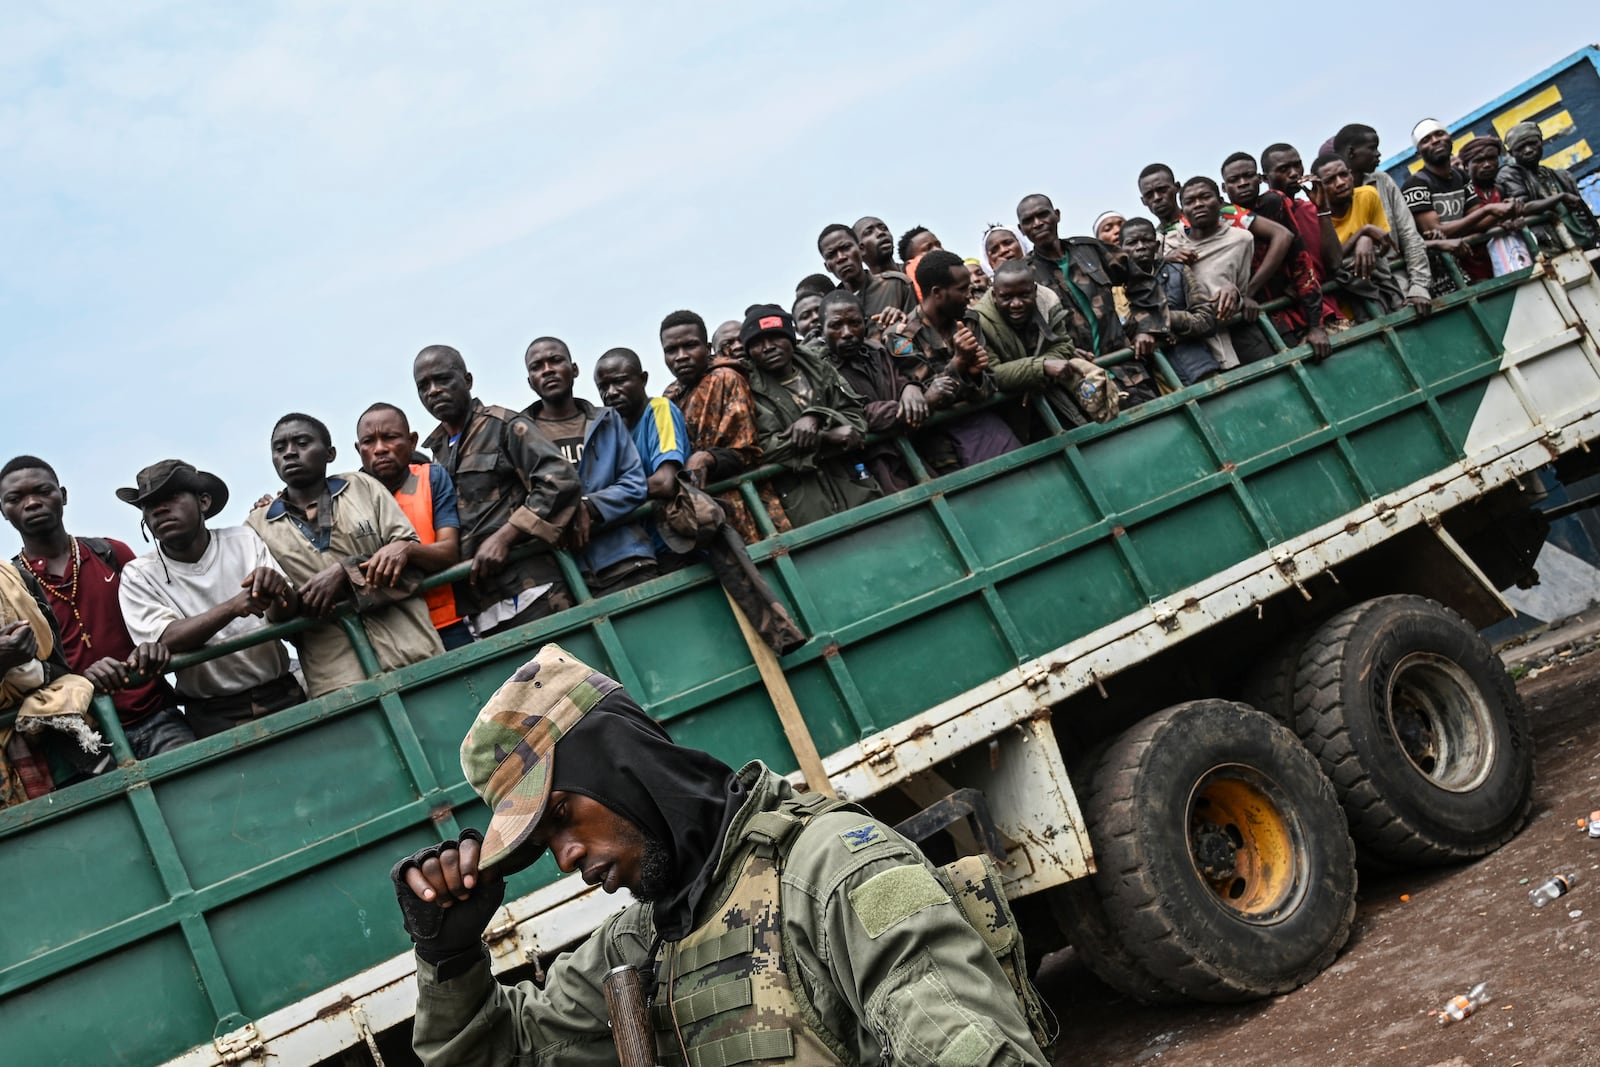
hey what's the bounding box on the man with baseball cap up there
[116,460,306,737]
[394,644,1050,1064]
[741,303,881,527]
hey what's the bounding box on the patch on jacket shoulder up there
[849,864,948,939]
[838,821,887,852]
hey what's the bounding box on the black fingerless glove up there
[390,828,508,965]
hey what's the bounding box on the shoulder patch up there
[838,821,887,852]
[848,863,948,939]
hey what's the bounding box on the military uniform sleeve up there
[503,413,583,544]
[412,907,653,1067]
[693,369,765,479]
[813,365,869,435]
[783,815,1048,1065]
[1102,244,1170,341]
[1169,264,1218,339]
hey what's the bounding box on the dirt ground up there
[1040,629,1600,1067]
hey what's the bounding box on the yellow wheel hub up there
[1187,766,1305,922]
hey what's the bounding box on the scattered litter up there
[1519,877,1531,885]
[1438,982,1492,1025]
[1401,894,1411,902]
[1570,909,1584,919]
[1530,872,1579,907]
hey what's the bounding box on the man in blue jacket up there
[523,338,656,596]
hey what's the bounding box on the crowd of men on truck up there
[1,115,1595,809]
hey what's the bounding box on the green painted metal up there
[0,261,1563,1066]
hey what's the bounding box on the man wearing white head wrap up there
[980,224,1031,275]
[1092,211,1125,245]
[1410,118,1448,149]
[980,224,1063,315]
[1402,117,1525,288]
[1497,121,1599,251]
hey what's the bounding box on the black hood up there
[549,688,744,941]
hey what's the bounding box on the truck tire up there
[1292,595,1533,865]
[1238,630,1309,722]
[1082,699,1357,1002]
[1050,878,1186,1004]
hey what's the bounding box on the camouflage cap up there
[459,644,622,870]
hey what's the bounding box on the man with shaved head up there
[593,347,690,561]
[413,344,582,636]
[524,337,655,596]
[854,215,904,275]
[818,223,916,322]
[711,320,745,365]
[1017,192,1167,405]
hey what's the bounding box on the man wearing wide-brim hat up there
[116,459,306,738]
[392,643,1050,1065]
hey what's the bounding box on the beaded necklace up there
[28,537,92,650]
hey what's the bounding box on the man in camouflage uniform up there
[884,249,1022,472]
[393,644,1049,1065]
[659,310,791,545]
[414,345,582,637]
[1017,192,1169,406]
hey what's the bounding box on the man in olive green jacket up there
[740,304,882,527]
[974,260,1117,428]
[394,644,1048,1065]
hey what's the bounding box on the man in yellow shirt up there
[1310,154,1404,319]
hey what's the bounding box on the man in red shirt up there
[1,455,191,759]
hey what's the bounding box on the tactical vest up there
[648,792,1055,1065]
[651,793,847,1067]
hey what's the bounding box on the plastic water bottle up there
[1529,872,1579,907]
[1438,982,1491,1024]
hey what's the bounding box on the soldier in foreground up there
[392,644,1049,1065]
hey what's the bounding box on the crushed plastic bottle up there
[1530,872,1579,907]
[1438,982,1491,1024]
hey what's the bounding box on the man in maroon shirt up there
[1,456,190,759]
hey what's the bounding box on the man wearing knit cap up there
[394,644,1050,1064]
[1402,117,1523,287]
[1497,120,1599,252]
[741,303,880,527]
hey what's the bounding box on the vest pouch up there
[935,854,1057,1054]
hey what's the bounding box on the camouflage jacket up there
[411,763,1048,1066]
[884,306,996,406]
[1023,238,1169,356]
[663,357,790,544]
[422,399,581,613]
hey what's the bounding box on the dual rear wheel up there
[1057,596,1532,1003]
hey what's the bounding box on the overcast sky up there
[6,3,1597,546]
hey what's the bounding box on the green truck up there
[5,237,1600,1065]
